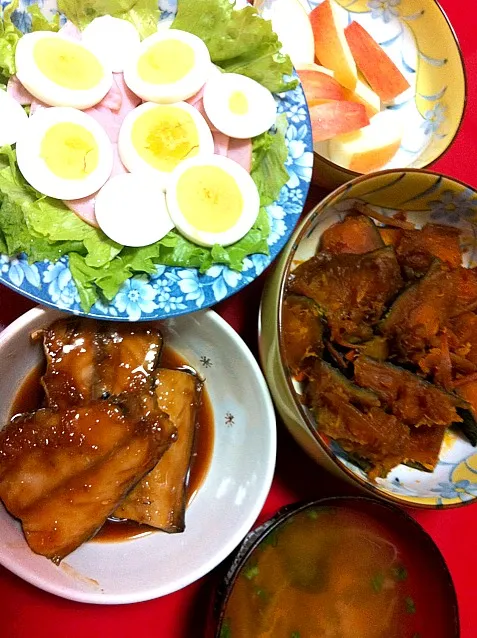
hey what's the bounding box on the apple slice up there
[309,0,357,90]
[342,78,381,117]
[328,110,402,172]
[296,62,335,77]
[297,69,346,106]
[345,21,410,103]
[254,0,315,67]
[309,101,369,143]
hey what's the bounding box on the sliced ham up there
[99,76,123,112]
[84,73,141,144]
[191,97,218,132]
[227,137,252,173]
[213,130,229,157]
[7,76,34,105]
[58,20,82,41]
[186,85,205,107]
[65,144,127,228]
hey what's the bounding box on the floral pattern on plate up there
[0,0,313,320]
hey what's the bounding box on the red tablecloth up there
[1,2,476,635]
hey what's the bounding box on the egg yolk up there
[138,39,195,84]
[132,106,200,172]
[229,91,249,115]
[40,123,99,180]
[176,166,243,233]
[34,37,103,90]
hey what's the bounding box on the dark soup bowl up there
[215,497,459,638]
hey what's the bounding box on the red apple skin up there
[345,21,410,102]
[297,69,346,106]
[309,101,369,143]
[309,0,357,90]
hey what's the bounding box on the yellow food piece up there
[40,122,99,179]
[34,37,103,90]
[176,165,243,233]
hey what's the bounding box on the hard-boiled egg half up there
[15,31,113,109]
[16,106,114,200]
[166,155,260,247]
[81,16,141,74]
[0,89,29,146]
[118,101,214,190]
[123,29,212,103]
[203,72,277,139]
[95,173,174,247]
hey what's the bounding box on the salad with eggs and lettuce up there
[0,0,304,313]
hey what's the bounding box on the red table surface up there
[1,2,477,636]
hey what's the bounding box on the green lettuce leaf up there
[57,0,159,38]
[0,0,21,86]
[172,0,296,93]
[251,113,289,207]
[27,5,60,32]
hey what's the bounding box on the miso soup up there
[219,501,458,638]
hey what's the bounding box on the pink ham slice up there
[186,86,205,108]
[227,138,252,173]
[65,144,127,228]
[99,79,123,112]
[58,20,82,41]
[213,130,229,157]
[7,76,34,105]
[84,73,141,144]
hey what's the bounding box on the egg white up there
[15,31,113,109]
[118,100,214,190]
[123,29,212,103]
[95,173,174,247]
[0,89,29,146]
[203,72,277,139]
[166,154,260,247]
[16,106,114,200]
[81,16,141,74]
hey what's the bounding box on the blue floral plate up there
[0,0,312,321]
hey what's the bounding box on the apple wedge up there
[328,110,402,172]
[309,0,357,90]
[296,62,335,77]
[309,101,369,143]
[342,78,381,117]
[345,21,410,103]
[297,69,346,106]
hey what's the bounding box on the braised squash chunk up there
[282,295,324,375]
[395,224,462,279]
[380,261,477,358]
[402,425,447,471]
[456,381,477,445]
[379,227,402,248]
[449,312,477,366]
[353,356,463,428]
[288,247,403,344]
[319,214,384,255]
[306,362,410,478]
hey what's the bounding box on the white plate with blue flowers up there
[0,0,313,321]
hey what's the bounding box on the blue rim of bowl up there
[277,166,477,510]
[313,0,468,178]
[214,496,460,638]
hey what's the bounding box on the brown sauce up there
[9,345,215,543]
